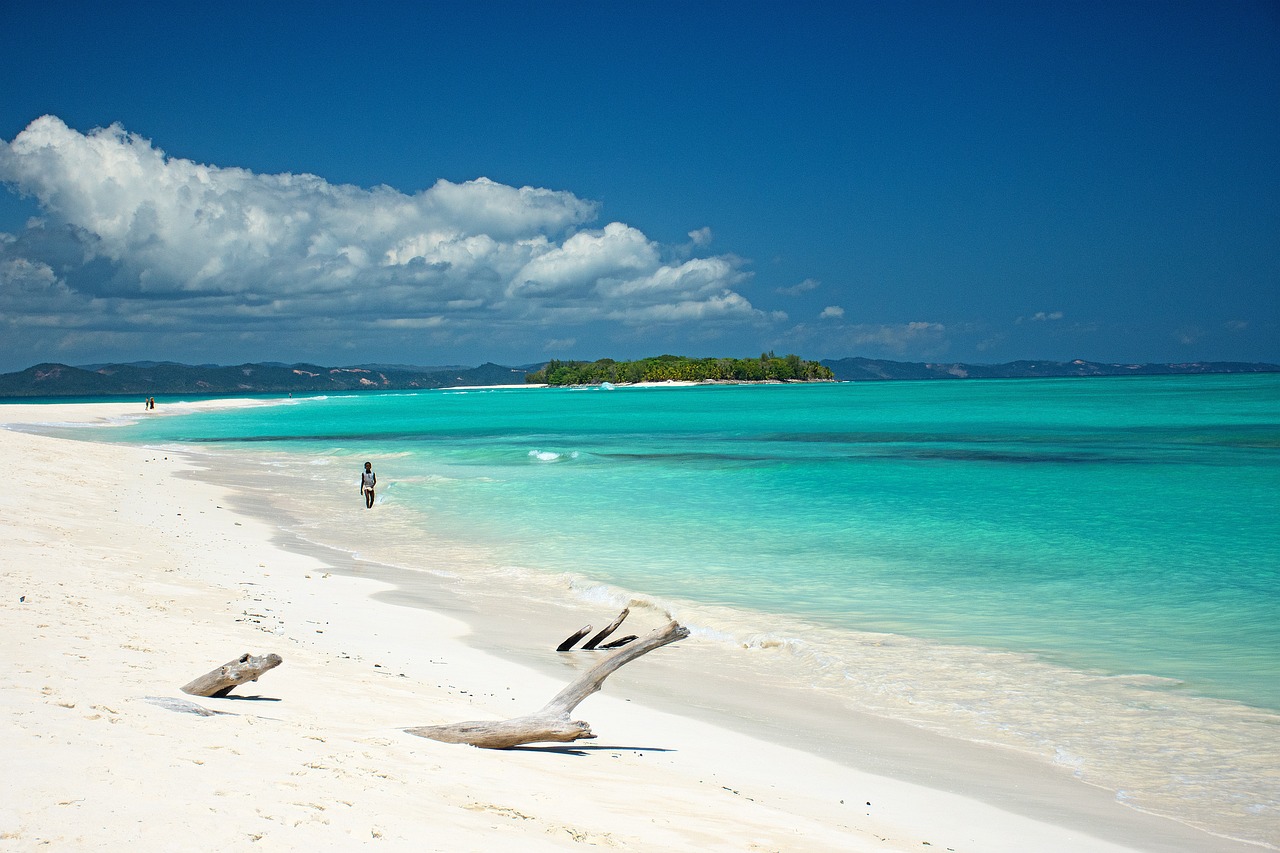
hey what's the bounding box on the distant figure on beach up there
[360,462,377,509]
[145,397,155,410]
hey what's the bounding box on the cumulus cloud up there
[776,277,819,296]
[819,305,844,319]
[0,116,760,361]
[511,222,656,298]
[0,255,93,322]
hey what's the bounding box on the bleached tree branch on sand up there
[406,621,689,749]
[180,652,283,698]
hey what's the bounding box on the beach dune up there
[0,403,1254,851]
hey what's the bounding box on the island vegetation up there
[524,353,835,386]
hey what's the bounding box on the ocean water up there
[103,374,1280,844]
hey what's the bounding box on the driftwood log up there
[557,607,637,651]
[583,607,629,650]
[407,620,688,748]
[556,624,593,652]
[180,652,283,697]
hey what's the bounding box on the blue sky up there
[1,1,1276,371]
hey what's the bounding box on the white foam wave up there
[1054,746,1087,776]
[528,449,579,462]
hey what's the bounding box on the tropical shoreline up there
[188,428,1274,853]
[0,400,1269,852]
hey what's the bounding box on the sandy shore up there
[0,401,1260,851]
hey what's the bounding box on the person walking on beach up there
[360,462,377,509]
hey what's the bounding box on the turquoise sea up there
[85,374,1280,844]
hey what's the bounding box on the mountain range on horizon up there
[0,357,1276,398]
[820,356,1280,382]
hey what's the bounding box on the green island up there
[525,353,835,386]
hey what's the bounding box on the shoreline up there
[201,446,1266,853]
[1,400,1270,851]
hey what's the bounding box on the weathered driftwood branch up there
[407,620,688,748]
[582,607,630,650]
[556,624,593,652]
[557,607,637,652]
[180,652,283,697]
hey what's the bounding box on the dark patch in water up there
[899,448,1119,464]
[598,452,778,465]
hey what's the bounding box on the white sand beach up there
[0,402,1264,852]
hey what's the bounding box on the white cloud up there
[0,116,761,361]
[373,317,447,329]
[511,222,658,298]
[609,290,756,323]
[776,277,819,296]
[1017,310,1064,324]
[819,305,844,319]
[850,321,946,352]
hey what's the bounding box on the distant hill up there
[0,361,529,398]
[3,357,1277,398]
[820,357,1280,382]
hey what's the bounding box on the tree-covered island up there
[525,353,835,385]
